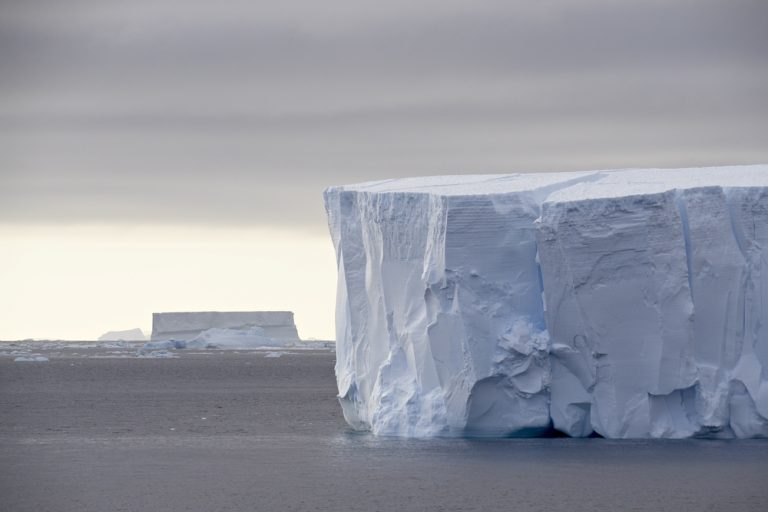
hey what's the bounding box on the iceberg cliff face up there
[151,311,300,343]
[324,165,768,438]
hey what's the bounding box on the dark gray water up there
[1,348,767,511]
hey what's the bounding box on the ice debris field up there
[142,326,330,352]
[1,327,332,362]
[324,164,768,439]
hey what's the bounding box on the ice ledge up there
[325,164,768,438]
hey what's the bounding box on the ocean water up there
[1,348,766,512]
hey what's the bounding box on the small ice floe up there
[14,355,49,362]
[96,341,132,349]
[142,339,187,350]
[263,351,285,358]
[136,350,177,359]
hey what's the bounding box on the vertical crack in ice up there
[534,241,546,322]
[674,190,694,298]
[529,171,607,205]
[723,187,752,380]
[549,205,595,357]
[724,187,749,261]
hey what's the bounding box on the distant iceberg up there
[150,311,300,343]
[98,328,146,341]
[324,165,768,438]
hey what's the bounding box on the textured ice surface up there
[142,327,331,352]
[144,326,285,350]
[151,311,300,342]
[324,165,768,438]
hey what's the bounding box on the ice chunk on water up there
[136,350,177,359]
[14,355,49,362]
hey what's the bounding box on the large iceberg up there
[151,311,300,343]
[324,165,768,438]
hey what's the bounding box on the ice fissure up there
[325,166,768,438]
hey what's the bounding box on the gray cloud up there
[1,0,767,230]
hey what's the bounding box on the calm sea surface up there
[1,347,766,512]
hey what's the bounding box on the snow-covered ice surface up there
[324,164,768,438]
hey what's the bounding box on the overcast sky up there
[1,0,767,339]
[2,0,767,230]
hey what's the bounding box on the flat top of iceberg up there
[331,171,599,196]
[329,164,768,199]
[153,311,293,320]
[547,164,768,203]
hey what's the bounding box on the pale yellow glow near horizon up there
[0,224,338,341]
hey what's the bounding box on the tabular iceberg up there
[151,311,300,343]
[98,328,147,342]
[324,165,768,438]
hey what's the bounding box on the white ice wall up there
[151,311,300,342]
[325,165,768,438]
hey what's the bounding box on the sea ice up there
[142,326,286,351]
[14,355,49,362]
[324,164,768,438]
[136,350,177,359]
